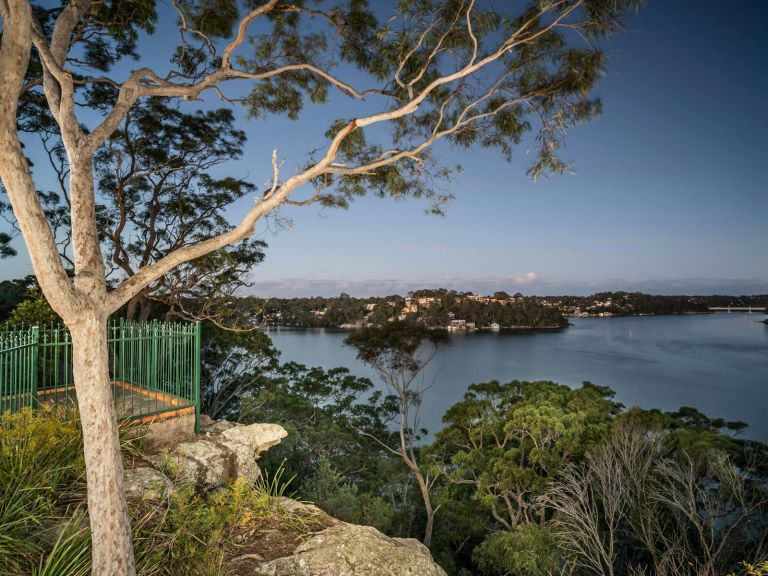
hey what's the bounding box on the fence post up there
[31,326,39,408]
[193,321,201,435]
[151,320,159,392]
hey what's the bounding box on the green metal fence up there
[0,320,200,432]
[0,327,39,413]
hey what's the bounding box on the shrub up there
[473,525,560,576]
[0,408,84,575]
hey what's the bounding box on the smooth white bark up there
[71,314,135,574]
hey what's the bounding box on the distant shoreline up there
[568,309,768,319]
[252,291,767,334]
[565,310,715,319]
[261,310,768,333]
[263,323,569,332]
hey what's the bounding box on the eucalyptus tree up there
[434,380,620,536]
[0,0,642,573]
[94,98,267,325]
[4,95,268,325]
[428,380,621,573]
[345,321,451,548]
[200,325,280,420]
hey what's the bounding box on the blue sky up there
[2,0,767,297]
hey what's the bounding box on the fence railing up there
[0,327,39,413]
[0,320,200,432]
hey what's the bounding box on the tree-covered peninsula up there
[239,290,569,331]
[232,289,768,330]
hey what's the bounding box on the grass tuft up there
[32,513,91,576]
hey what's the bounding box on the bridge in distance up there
[708,306,767,312]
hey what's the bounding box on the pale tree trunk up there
[424,515,435,549]
[70,312,136,574]
[399,407,438,548]
[0,9,136,562]
[390,382,440,548]
[417,472,437,549]
[0,6,134,573]
[66,148,136,575]
[398,390,439,548]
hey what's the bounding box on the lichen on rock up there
[255,522,448,576]
[148,421,288,491]
[123,466,175,501]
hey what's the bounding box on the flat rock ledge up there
[255,521,448,576]
[148,419,287,491]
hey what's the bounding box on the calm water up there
[263,314,768,442]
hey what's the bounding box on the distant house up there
[467,294,490,303]
[490,322,500,331]
[449,319,477,332]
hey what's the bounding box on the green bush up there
[473,525,560,576]
[302,458,361,522]
[2,290,58,327]
[0,408,85,575]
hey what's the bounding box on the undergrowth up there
[0,407,85,575]
[0,408,322,576]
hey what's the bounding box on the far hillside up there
[231,290,768,330]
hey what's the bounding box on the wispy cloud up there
[245,274,768,297]
[245,275,542,297]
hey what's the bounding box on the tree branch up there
[0,0,77,316]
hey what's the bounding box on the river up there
[263,313,768,442]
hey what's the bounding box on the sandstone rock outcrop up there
[255,522,448,576]
[124,466,175,501]
[148,420,287,490]
[132,419,447,575]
